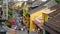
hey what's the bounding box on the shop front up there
[33,17,44,34]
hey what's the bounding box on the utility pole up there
[2,0,8,20]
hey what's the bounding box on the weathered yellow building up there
[13,1,56,31]
[28,6,50,31]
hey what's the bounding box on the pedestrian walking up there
[37,28,40,34]
[27,28,29,34]
[26,26,29,34]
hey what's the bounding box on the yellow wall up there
[42,13,49,24]
[30,10,42,31]
[12,2,23,9]
[24,5,29,11]
[30,7,49,31]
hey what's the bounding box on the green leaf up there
[55,0,60,3]
[23,11,28,16]
[8,10,13,18]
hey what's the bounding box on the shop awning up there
[33,19,44,29]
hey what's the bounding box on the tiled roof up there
[44,13,60,34]
[28,6,46,14]
[48,4,60,17]
[28,0,50,14]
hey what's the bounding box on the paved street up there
[3,25,39,34]
[16,30,27,34]
[6,26,38,34]
[16,30,38,34]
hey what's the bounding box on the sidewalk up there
[6,27,38,34]
[7,28,16,34]
[29,31,38,34]
[7,29,38,34]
